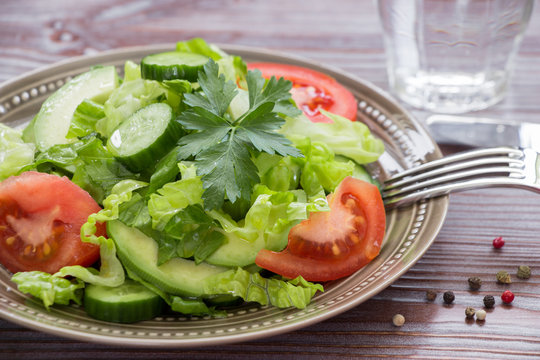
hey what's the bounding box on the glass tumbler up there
[377,0,534,113]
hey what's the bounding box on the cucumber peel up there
[84,279,163,323]
[107,220,230,297]
[107,102,184,172]
[32,66,119,151]
[141,51,209,82]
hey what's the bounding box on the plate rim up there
[0,43,449,347]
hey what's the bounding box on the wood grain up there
[1,0,540,358]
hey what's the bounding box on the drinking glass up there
[377,0,534,113]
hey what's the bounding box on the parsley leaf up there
[177,59,302,210]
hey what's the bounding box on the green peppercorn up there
[468,276,482,290]
[496,270,511,284]
[517,265,531,279]
[443,291,455,304]
[465,306,476,319]
[426,290,437,301]
[483,295,495,309]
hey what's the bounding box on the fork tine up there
[384,146,523,184]
[381,146,538,209]
[384,165,526,199]
[383,156,525,191]
[383,176,533,208]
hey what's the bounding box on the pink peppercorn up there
[501,290,514,304]
[492,236,505,249]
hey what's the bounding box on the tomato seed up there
[5,236,15,245]
[42,242,51,256]
[331,244,340,256]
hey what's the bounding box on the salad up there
[0,38,386,323]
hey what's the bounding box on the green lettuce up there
[66,99,105,139]
[280,110,384,164]
[11,271,84,310]
[54,180,147,287]
[204,267,323,309]
[148,162,204,231]
[0,124,35,180]
[20,135,137,203]
[98,78,181,137]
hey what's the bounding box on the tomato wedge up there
[255,177,385,282]
[0,171,103,274]
[247,62,357,123]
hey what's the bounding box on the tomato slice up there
[247,62,357,123]
[255,177,385,281]
[0,171,103,274]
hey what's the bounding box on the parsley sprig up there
[177,60,302,210]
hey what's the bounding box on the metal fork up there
[382,147,540,209]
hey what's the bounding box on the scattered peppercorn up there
[426,290,437,301]
[468,276,482,290]
[443,291,455,304]
[392,314,405,327]
[501,290,515,304]
[492,236,505,249]
[476,309,487,321]
[483,295,495,309]
[517,265,531,279]
[496,270,511,284]
[465,306,476,319]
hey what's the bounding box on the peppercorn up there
[468,276,482,290]
[483,295,495,309]
[426,290,437,301]
[476,309,487,321]
[465,306,476,319]
[443,291,455,304]
[392,314,405,327]
[496,270,511,284]
[492,236,505,249]
[517,265,531,279]
[501,290,515,304]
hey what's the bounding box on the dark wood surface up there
[1,0,540,358]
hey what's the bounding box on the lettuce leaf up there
[54,180,147,287]
[280,110,384,164]
[0,124,35,180]
[11,271,84,310]
[148,162,204,231]
[204,267,323,309]
[66,99,105,139]
[98,79,180,138]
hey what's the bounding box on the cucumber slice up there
[107,103,183,172]
[84,279,163,323]
[141,51,209,82]
[32,66,119,151]
[107,220,230,297]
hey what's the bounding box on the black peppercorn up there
[426,290,437,301]
[468,276,482,290]
[443,291,455,304]
[483,295,495,309]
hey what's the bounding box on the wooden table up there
[1,0,540,358]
